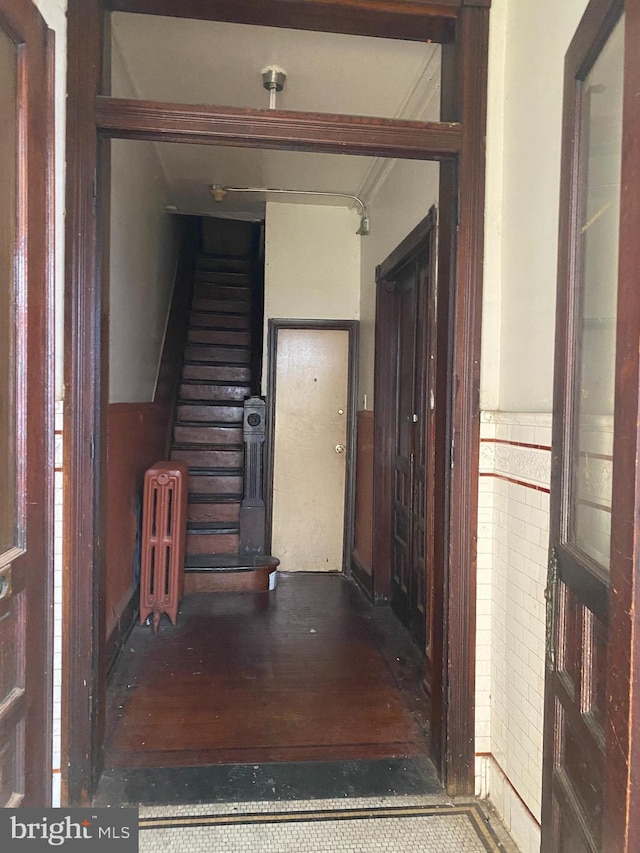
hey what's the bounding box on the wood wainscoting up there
[105,402,170,670]
[351,409,374,597]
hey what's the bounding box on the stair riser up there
[192,298,250,314]
[186,533,239,556]
[172,448,243,468]
[187,329,251,347]
[176,404,243,423]
[174,425,243,444]
[190,313,250,330]
[194,284,251,301]
[185,345,250,364]
[184,570,270,594]
[196,258,250,274]
[187,502,241,523]
[182,364,250,383]
[180,384,250,402]
[195,270,250,282]
[189,475,243,495]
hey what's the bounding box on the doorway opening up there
[98,131,445,802]
[64,0,489,806]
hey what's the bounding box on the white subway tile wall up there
[52,400,63,807]
[476,411,552,853]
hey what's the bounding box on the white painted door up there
[271,328,350,572]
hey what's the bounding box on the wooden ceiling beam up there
[106,0,459,43]
[96,96,463,159]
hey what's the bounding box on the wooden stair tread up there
[175,421,242,429]
[177,400,244,408]
[189,309,249,317]
[188,466,243,474]
[188,493,243,503]
[186,341,250,350]
[187,521,240,532]
[172,442,243,451]
[184,554,280,572]
[182,360,252,369]
[180,379,251,388]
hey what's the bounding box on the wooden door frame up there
[542,0,640,849]
[265,319,359,574]
[63,0,490,803]
[0,0,55,807]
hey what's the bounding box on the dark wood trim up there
[440,3,489,795]
[65,0,489,802]
[604,1,640,849]
[95,133,111,799]
[107,0,459,43]
[0,0,55,808]
[42,24,56,808]
[105,583,139,675]
[265,319,359,574]
[96,98,462,161]
[351,549,374,599]
[62,0,105,808]
[352,408,374,587]
[378,207,440,280]
[14,0,56,806]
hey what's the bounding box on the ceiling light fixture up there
[261,65,287,110]
[209,184,370,236]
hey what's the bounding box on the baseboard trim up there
[106,585,139,675]
[475,753,541,853]
[350,549,373,599]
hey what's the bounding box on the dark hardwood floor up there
[103,574,432,772]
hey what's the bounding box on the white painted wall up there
[109,44,180,403]
[480,0,507,412]
[488,0,591,413]
[358,160,440,409]
[262,202,361,389]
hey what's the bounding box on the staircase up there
[170,252,277,592]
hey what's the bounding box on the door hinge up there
[544,547,559,672]
[89,433,95,463]
[450,437,455,469]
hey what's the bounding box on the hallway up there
[98,574,439,805]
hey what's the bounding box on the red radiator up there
[140,461,188,632]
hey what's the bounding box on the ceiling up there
[111,12,441,221]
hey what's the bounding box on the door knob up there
[335,444,345,454]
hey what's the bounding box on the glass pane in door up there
[571,17,625,571]
[0,28,18,555]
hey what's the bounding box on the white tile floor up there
[139,796,519,853]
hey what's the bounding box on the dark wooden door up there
[541,2,633,849]
[391,263,423,645]
[0,0,52,807]
[379,209,437,651]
